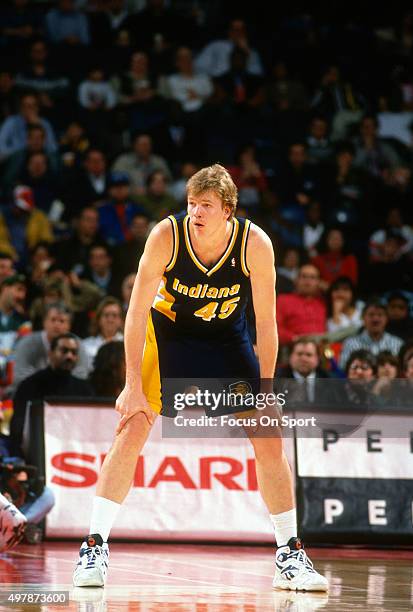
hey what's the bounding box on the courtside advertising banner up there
[44,402,295,541]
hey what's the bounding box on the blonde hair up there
[186,164,238,218]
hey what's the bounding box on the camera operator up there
[0,457,54,544]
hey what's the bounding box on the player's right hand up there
[115,385,156,433]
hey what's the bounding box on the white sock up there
[270,508,297,547]
[89,496,121,542]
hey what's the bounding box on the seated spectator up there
[311,227,358,289]
[138,171,178,221]
[385,291,413,342]
[163,46,212,114]
[0,253,15,286]
[227,144,268,211]
[10,333,93,455]
[364,231,413,294]
[98,173,146,245]
[306,116,333,165]
[90,340,125,397]
[369,207,413,262]
[378,167,413,221]
[120,272,135,312]
[0,275,31,371]
[112,133,172,196]
[353,115,401,177]
[0,93,57,162]
[266,60,309,113]
[0,186,53,269]
[277,264,327,346]
[59,121,89,170]
[81,243,118,296]
[344,350,377,404]
[339,300,404,370]
[14,39,71,121]
[302,200,324,257]
[82,297,124,373]
[113,213,150,280]
[45,0,90,46]
[277,247,301,295]
[63,148,109,217]
[55,206,102,275]
[0,0,43,49]
[326,277,364,336]
[12,303,89,391]
[2,124,60,196]
[170,161,198,205]
[277,338,330,405]
[17,152,60,214]
[195,18,263,77]
[372,350,401,401]
[78,67,116,140]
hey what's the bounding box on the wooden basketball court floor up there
[0,542,412,611]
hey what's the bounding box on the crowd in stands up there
[0,0,412,428]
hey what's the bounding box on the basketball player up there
[73,165,328,592]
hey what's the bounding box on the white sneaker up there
[273,537,328,592]
[0,493,27,552]
[73,534,109,587]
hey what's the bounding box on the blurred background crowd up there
[0,0,412,412]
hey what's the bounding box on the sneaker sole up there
[273,578,329,592]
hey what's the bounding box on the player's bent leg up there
[73,412,155,587]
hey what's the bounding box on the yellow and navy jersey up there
[151,210,252,341]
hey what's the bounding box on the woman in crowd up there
[82,297,124,373]
[311,227,358,289]
[326,276,364,337]
[89,340,125,397]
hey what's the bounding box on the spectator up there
[45,0,90,46]
[2,124,60,197]
[339,301,404,370]
[275,142,318,221]
[82,297,124,373]
[163,46,212,114]
[0,0,43,48]
[112,133,172,196]
[89,340,125,397]
[385,291,413,342]
[59,121,89,170]
[227,144,268,211]
[138,171,178,221]
[364,231,413,294]
[0,93,57,161]
[0,274,31,366]
[10,333,93,455]
[55,206,101,275]
[311,227,358,289]
[17,151,60,214]
[277,264,327,346]
[353,115,401,177]
[170,161,198,205]
[277,247,301,295]
[78,67,117,135]
[63,148,109,217]
[306,116,333,165]
[369,207,413,262]
[0,70,19,122]
[266,60,309,113]
[0,185,53,268]
[302,200,325,257]
[14,39,71,118]
[98,172,146,246]
[12,303,89,390]
[195,18,263,77]
[0,254,15,286]
[326,277,364,335]
[120,272,135,312]
[112,213,150,279]
[104,0,128,33]
[277,338,330,404]
[81,243,118,296]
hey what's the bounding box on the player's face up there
[187,190,230,235]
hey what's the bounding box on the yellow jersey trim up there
[165,215,179,272]
[183,215,239,277]
[153,275,176,322]
[241,219,251,277]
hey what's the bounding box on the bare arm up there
[116,219,173,428]
[247,224,278,380]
